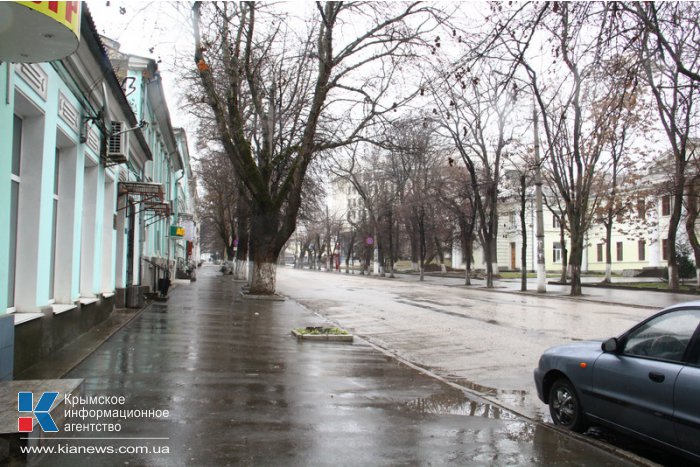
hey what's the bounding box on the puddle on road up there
[401,390,519,421]
[446,377,527,399]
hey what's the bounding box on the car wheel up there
[549,378,587,432]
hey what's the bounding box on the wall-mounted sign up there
[170,225,185,237]
[0,1,81,63]
[182,220,195,241]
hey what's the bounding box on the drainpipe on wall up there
[4,62,12,105]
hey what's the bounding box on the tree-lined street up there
[22,266,651,466]
[3,2,700,465]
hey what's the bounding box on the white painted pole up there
[533,103,546,293]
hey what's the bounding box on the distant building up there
[327,164,681,276]
[456,178,676,275]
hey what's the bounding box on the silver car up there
[534,302,700,461]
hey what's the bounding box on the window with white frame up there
[553,242,563,263]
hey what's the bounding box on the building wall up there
[0,62,12,314]
[0,62,121,312]
[0,12,198,379]
[460,194,674,274]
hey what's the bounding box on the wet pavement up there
[275,267,662,422]
[18,266,637,466]
[275,267,691,465]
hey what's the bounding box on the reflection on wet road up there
[276,268,659,420]
[27,266,635,466]
[277,267,688,465]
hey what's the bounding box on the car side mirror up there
[602,337,619,353]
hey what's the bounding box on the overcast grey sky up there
[87,1,196,132]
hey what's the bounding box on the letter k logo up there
[18,392,59,432]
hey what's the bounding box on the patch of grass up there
[598,282,696,292]
[294,326,349,336]
[498,272,560,279]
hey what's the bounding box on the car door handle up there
[649,372,665,383]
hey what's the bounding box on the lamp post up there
[533,103,546,293]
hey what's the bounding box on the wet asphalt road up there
[26,265,633,466]
[275,267,665,422]
[275,267,691,465]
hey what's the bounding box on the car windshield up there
[624,308,700,362]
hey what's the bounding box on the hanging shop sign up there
[170,225,185,238]
[182,220,195,241]
[0,1,81,63]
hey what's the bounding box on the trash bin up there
[158,277,171,297]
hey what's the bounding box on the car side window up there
[623,309,700,363]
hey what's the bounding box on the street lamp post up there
[533,103,546,293]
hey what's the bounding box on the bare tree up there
[590,54,646,283]
[430,58,520,287]
[191,1,439,294]
[623,2,700,290]
[388,119,444,280]
[494,3,641,295]
[436,164,478,285]
[327,145,385,275]
[196,150,240,262]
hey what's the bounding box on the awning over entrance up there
[144,201,170,217]
[118,181,164,204]
[118,182,169,226]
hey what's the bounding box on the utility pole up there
[533,103,546,293]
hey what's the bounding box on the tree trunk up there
[387,210,395,278]
[250,257,277,295]
[248,211,283,295]
[418,208,426,281]
[377,232,385,277]
[482,236,495,288]
[407,220,419,271]
[559,222,568,284]
[568,226,585,296]
[464,241,473,286]
[234,214,250,281]
[459,214,474,286]
[668,192,682,291]
[434,236,446,274]
[345,231,355,274]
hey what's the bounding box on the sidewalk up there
[16,265,637,466]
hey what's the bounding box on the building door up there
[510,242,516,270]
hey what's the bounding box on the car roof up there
[663,300,700,310]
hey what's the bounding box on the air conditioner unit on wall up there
[108,121,130,164]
